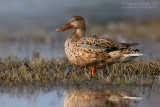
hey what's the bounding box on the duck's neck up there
[75,27,86,37]
[69,26,86,42]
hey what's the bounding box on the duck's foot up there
[92,67,96,75]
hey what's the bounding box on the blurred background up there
[0,0,160,60]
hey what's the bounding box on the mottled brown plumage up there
[56,16,142,75]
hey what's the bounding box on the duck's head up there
[56,16,85,32]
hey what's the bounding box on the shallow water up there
[0,81,160,107]
[0,91,65,107]
[0,35,159,60]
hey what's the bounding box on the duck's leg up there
[92,67,96,75]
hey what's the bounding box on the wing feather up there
[79,36,127,52]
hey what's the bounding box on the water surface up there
[0,81,160,107]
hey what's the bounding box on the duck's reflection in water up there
[64,88,142,107]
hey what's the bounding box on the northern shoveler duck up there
[56,16,143,75]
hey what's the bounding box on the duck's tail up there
[123,96,143,100]
[121,48,143,57]
[123,53,143,57]
[119,48,143,63]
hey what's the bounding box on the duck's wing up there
[79,36,138,52]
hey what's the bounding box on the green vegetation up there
[0,57,159,85]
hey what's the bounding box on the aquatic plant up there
[0,56,159,85]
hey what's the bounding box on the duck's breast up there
[64,39,83,66]
[64,39,110,67]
